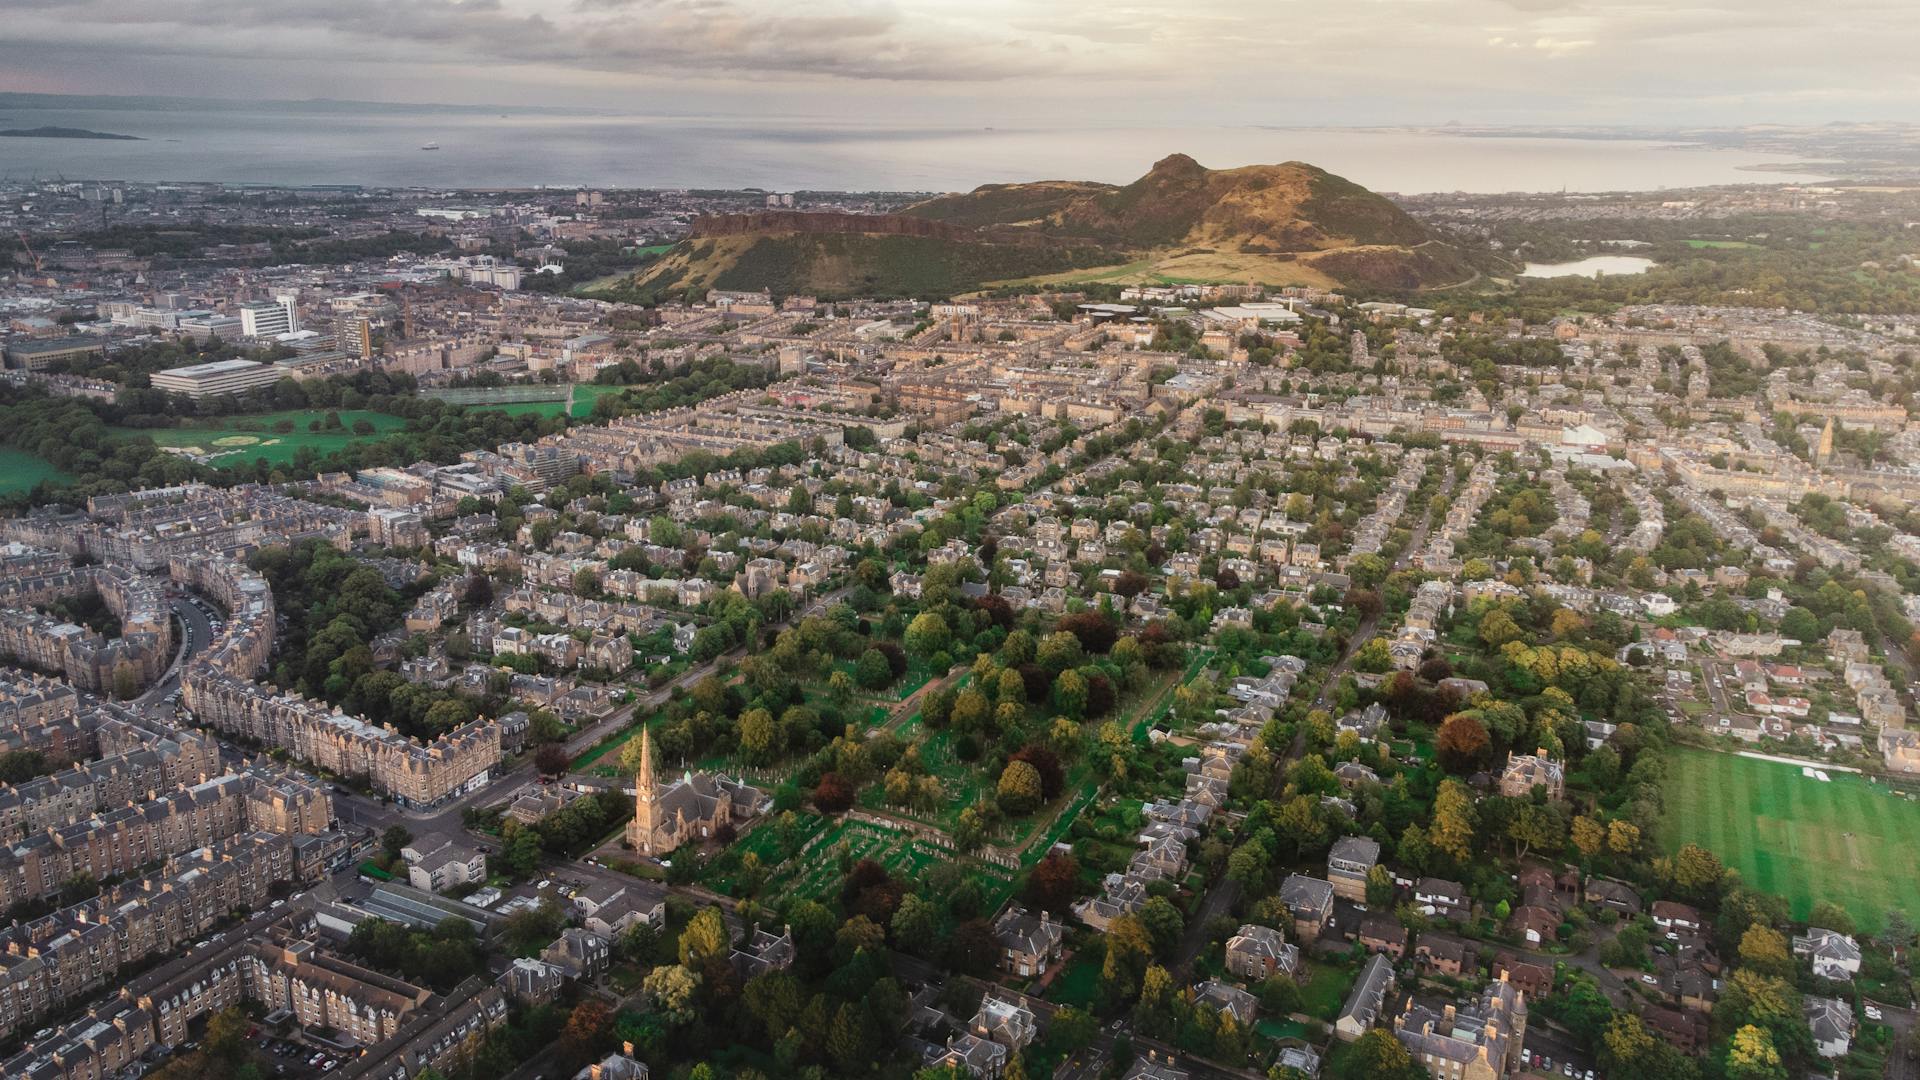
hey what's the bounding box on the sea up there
[0,99,1835,194]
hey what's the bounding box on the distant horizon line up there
[0,89,1909,134]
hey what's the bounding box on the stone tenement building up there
[0,557,174,695]
[168,553,277,680]
[245,937,432,1047]
[183,672,501,807]
[1,912,506,1080]
[169,550,500,808]
[0,831,299,1039]
[0,770,329,911]
[0,718,221,843]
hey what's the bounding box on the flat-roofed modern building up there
[150,358,284,400]
[3,336,105,371]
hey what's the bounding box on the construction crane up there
[13,231,42,273]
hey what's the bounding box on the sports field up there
[1659,746,1920,930]
[426,383,622,419]
[0,448,72,495]
[111,409,408,468]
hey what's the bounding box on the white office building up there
[150,358,285,400]
[240,294,300,338]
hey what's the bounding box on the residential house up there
[1651,901,1704,938]
[1414,932,1476,977]
[1192,980,1258,1026]
[1225,924,1299,982]
[970,994,1038,1051]
[1327,836,1381,903]
[1413,878,1470,922]
[1792,928,1862,983]
[992,906,1064,978]
[1358,915,1408,960]
[1806,995,1854,1058]
[1498,750,1564,800]
[1279,875,1335,942]
[1334,954,1396,1041]
[1583,879,1643,917]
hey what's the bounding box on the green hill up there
[612,154,1491,301]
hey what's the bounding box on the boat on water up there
[420,142,440,151]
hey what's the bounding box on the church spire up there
[630,725,658,855]
[636,724,656,797]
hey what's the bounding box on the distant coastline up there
[0,126,142,141]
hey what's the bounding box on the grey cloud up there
[7,0,1073,82]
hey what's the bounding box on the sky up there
[3,0,1917,126]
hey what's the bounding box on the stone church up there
[625,726,766,857]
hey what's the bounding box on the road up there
[1869,999,1917,1080]
[1171,458,1456,977]
[134,595,214,711]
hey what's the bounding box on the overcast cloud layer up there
[2,0,1916,125]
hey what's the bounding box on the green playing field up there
[1659,746,1920,931]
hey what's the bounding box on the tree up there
[501,825,542,879]
[1779,606,1821,643]
[1571,815,1606,858]
[1102,914,1153,995]
[1725,1024,1786,1080]
[892,894,941,952]
[1669,842,1724,897]
[855,648,894,689]
[997,760,1044,815]
[1737,924,1793,978]
[1052,1006,1097,1050]
[679,907,731,966]
[1050,668,1089,719]
[205,1006,252,1064]
[827,668,856,707]
[1479,609,1524,649]
[464,572,494,607]
[1334,1029,1426,1080]
[1435,713,1490,772]
[1134,963,1178,1036]
[1880,908,1914,953]
[828,1001,874,1071]
[905,612,951,660]
[1508,802,1564,861]
[1555,977,1616,1049]
[739,707,779,763]
[1036,631,1085,674]
[1138,896,1184,958]
[534,743,571,776]
[1429,779,1476,864]
[1365,864,1395,907]
[1025,852,1080,913]
[642,963,701,1022]
[111,663,140,701]
[1227,841,1270,895]
[559,998,613,1068]
[1808,899,1855,936]
[382,824,413,860]
[814,772,855,814]
[1606,819,1640,857]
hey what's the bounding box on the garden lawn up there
[0,448,70,495]
[1046,954,1102,1008]
[111,409,408,468]
[1658,746,1920,931]
[1299,964,1358,1021]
